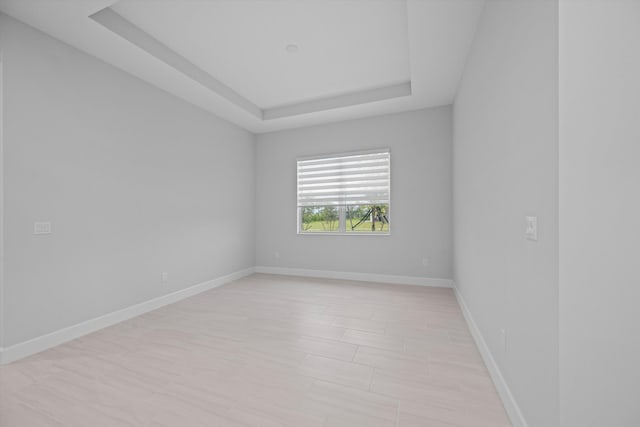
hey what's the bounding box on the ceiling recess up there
[90,4,411,121]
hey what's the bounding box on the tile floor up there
[0,274,512,426]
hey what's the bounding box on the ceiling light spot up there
[285,44,299,53]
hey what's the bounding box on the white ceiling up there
[0,0,485,133]
[111,0,411,110]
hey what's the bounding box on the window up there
[297,149,390,234]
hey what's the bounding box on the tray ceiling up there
[0,0,485,133]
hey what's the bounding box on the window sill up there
[297,232,391,236]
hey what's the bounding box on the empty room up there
[0,0,638,426]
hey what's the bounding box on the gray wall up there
[559,1,640,425]
[453,1,559,426]
[0,14,255,347]
[0,53,4,350]
[255,107,452,280]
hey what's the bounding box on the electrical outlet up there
[421,257,429,267]
[161,272,168,283]
[33,221,52,235]
[275,251,280,259]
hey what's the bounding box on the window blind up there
[297,149,390,207]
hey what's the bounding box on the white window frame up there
[296,148,391,236]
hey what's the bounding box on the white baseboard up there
[0,267,255,365]
[454,285,528,427]
[255,266,453,288]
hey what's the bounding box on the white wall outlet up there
[33,221,52,235]
[275,251,280,259]
[161,272,168,283]
[500,328,507,352]
[421,257,429,267]
[525,216,538,241]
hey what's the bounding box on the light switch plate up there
[525,216,537,241]
[33,221,52,235]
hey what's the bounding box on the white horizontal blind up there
[297,149,390,207]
